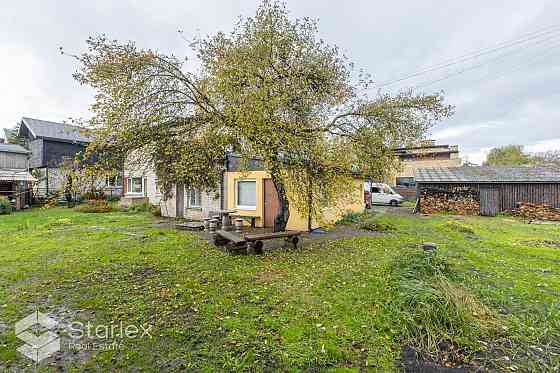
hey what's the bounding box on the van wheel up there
[390,200,399,207]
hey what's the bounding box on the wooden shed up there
[415,166,560,216]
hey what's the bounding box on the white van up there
[365,182,404,207]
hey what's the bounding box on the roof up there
[20,117,92,143]
[0,170,35,182]
[0,143,30,155]
[415,165,560,184]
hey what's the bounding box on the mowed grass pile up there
[0,208,559,371]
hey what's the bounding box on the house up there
[223,155,364,231]
[390,140,460,199]
[415,165,560,216]
[16,117,123,197]
[139,153,364,231]
[122,157,222,217]
[121,161,162,206]
[0,143,35,210]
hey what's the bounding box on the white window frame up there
[127,177,144,195]
[235,179,257,211]
[187,189,202,208]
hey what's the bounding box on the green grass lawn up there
[1,208,559,371]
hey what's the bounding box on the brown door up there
[480,186,501,216]
[263,179,280,228]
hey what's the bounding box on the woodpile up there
[420,189,480,215]
[509,202,560,221]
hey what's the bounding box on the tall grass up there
[390,249,498,356]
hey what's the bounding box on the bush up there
[74,200,112,213]
[0,196,12,215]
[336,211,366,225]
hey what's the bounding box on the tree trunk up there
[307,171,313,232]
[270,170,290,232]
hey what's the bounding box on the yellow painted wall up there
[285,178,365,231]
[226,171,269,228]
[225,171,365,231]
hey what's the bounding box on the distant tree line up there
[484,144,560,166]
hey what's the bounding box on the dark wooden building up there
[415,166,560,216]
[17,117,93,195]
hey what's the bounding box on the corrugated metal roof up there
[21,117,92,143]
[415,165,560,183]
[0,143,29,154]
[0,170,36,182]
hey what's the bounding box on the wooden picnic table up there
[211,210,237,230]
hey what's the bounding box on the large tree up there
[72,1,452,231]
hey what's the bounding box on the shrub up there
[75,200,112,213]
[336,211,366,225]
[443,220,475,235]
[0,196,12,215]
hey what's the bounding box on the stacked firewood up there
[420,189,480,215]
[509,202,560,221]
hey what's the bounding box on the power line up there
[378,23,560,87]
[413,33,560,90]
[458,42,560,89]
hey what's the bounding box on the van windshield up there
[383,186,396,194]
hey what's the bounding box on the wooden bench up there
[244,231,301,254]
[213,230,248,254]
[213,230,302,255]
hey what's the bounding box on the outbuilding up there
[415,166,560,216]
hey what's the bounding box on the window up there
[127,177,144,194]
[371,187,381,193]
[106,175,122,188]
[188,189,202,208]
[236,180,256,210]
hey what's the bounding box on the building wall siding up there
[29,139,43,168]
[0,152,28,169]
[43,140,87,168]
[160,186,221,219]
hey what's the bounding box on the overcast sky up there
[1,1,559,164]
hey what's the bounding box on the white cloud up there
[463,147,492,165]
[525,138,560,154]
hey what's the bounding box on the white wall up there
[123,158,161,204]
[160,184,221,220]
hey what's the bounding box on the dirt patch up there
[401,344,483,373]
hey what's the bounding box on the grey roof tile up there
[415,165,560,183]
[0,143,30,154]
[21,117,92,143]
